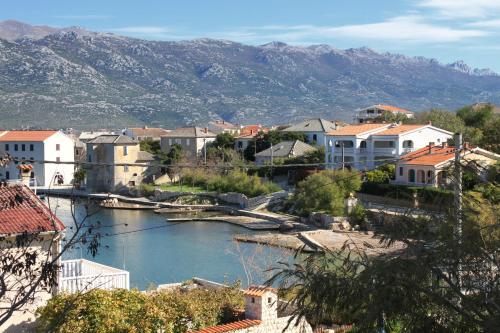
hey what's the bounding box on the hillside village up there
[0,102,499,332]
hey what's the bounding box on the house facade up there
[325,123,453,170]
[392,143,499,187]
[208,120,240,135]
[0,130,75,187]
[235,125,267,153]
[160,127,216,160]
[85,135,154,192]
[282,118,339,145]
[188,286,312,333]
[354,104,414,124]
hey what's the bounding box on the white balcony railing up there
[373,148,396,155]
[59,259,129,293]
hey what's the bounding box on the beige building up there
[123,126,171,141]
[85,135,154,192]
[160,127,216,160]
[188,286,312,333]
[392,143,499,188]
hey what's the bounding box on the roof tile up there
[0,184,65,235]
[327,123,389,136]
[0,130,58,142]
[188,319,261,333]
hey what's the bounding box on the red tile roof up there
[236,125,267,139]
[327,123,389,136]
[243,285,276,297]
[399,144,456,166]
[0,130,58,142]
[188,319,261,333]
[372,124,427,136]
[0,184,65,235]
[372,104,413,114]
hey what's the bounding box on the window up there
[374,141,395,148]
[5,171,9,180]
[5,144,9,151]
[359,140,367,149]
[30,144,34,151]
[56,144,60,151]
[21,144,25,151]
[268,297,272,304]
[251,297,255,303]
[29,157,34,162]
[186,138,190,146]
[312,134,318,142]
[14,144,18,151]
[124,165,129,172]
[123,146,128,156]
[402,140,414,148]
[399,167,403,176]
[408,169,416,183]
[335,140,354,148]
[88,155,92,162]
[30,172,34,179]
[237,141,243,148]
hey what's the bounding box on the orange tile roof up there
[0,130,58,142]
[236,125,267,139]
[372,124,427,136]
[400,144,456,166]
[188,319,261,333]
[243,285,276,297]
[373,104,413,114]
[327,123,389,136]
[0,184,65,235]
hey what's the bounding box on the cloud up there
[417,0,500,18]
[211,16,487,44]
[54,15,113,20]
[469,19,500,28]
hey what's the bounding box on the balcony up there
[373,148,396,155]
[59,259,130,293]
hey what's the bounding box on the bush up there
[36,284,244,333]
[293,169,362,216]
[139,183,156,196]
[179,169,281,197]
[359,182,454,205]
[365,164,395,183]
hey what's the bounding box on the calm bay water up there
[49,197,289,290]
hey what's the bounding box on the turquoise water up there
[49,197,290,290]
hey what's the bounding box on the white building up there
[160,127,216,160]
[354,104,414,124]
[325,123,453,170]
[0,130,75,187]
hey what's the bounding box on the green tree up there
[213,132,236,150]
[293,169,362,216]
[165,143,183,165]
[270,179,500,332]
[365,164,395,183]
[140,138,162,155]
[457,104,494,128]
[374,110,412,124]
[480,116,500,153]
[415,109,466,134]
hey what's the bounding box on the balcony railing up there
[59,259,129,293]
[373,148,396,154]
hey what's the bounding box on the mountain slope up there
[0,23,499,129]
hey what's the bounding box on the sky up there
[2,0,500,71]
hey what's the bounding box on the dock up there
[166,216,281,230]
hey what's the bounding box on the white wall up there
[43,132,75,186]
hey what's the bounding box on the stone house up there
[282,118,339,145]
[188,286,312,333]
[160,127,216,160]
[254,140,316,165]
[0,130,75,187]
[85,135,154,192]
[391,143,499,188]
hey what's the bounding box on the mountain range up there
[0,20,499,130]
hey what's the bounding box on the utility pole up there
[341,141,345,171]
[454,133,463,242]
[203,138,207,165]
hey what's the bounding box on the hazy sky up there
[3,0,500,71]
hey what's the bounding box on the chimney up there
[204,127,208,133]
[428,142,434,154]
[334,122,338,130]
[428,121,432,126]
